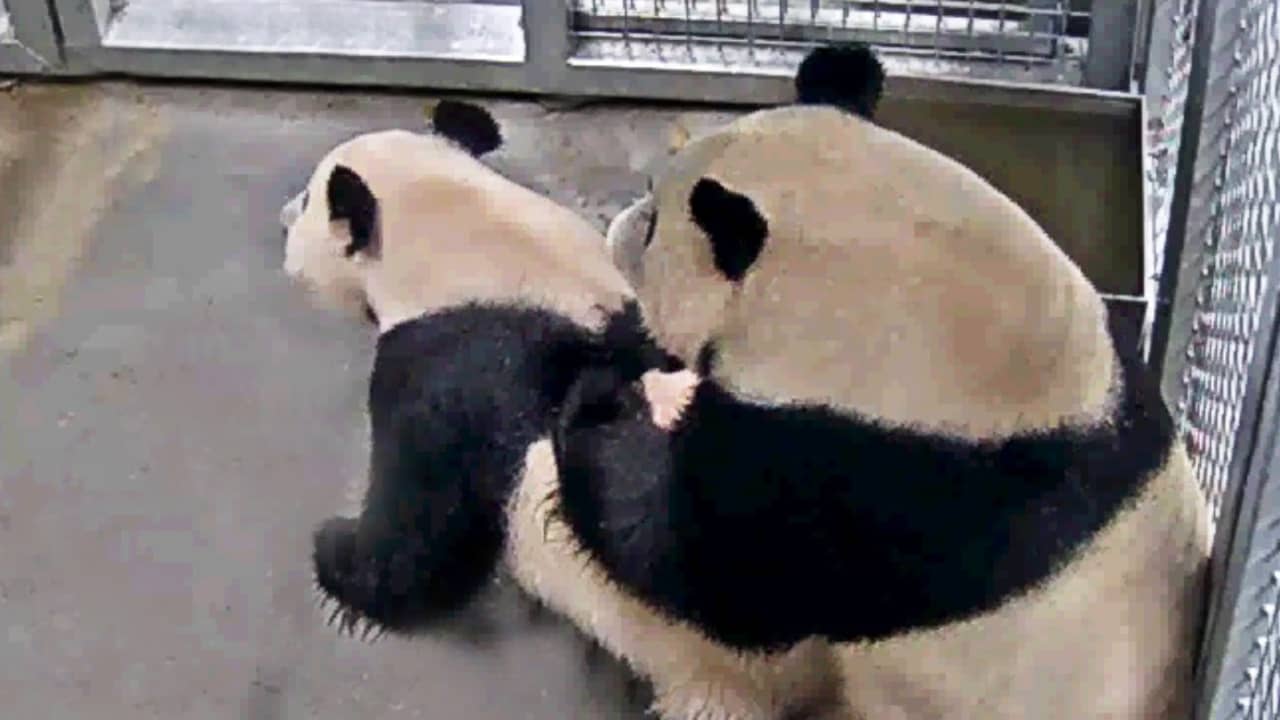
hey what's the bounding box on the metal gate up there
[0,1,1141,99]
[5,2,1280,718]
[1149,0,1280,717]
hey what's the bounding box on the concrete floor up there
[0,81,738,720]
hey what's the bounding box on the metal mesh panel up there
[1175,1,1277,531]
[570,1,1091,79]
[1145,0,1203,293]
[1165,2,1280,718]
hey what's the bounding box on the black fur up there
[795,42,885,119]
[689,178,769,283]
[432,100,503,157]
[552,338,1174,651]
[327,165,380,258]
[312,300,671,634]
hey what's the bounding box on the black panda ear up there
[431,100,502,156]
[689,178,768,283]
[327,164,380,258]
[795,42,885,120]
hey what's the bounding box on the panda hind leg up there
[510,434,843,720]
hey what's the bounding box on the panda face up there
[280,147,376,320]
[604,43,1117,439]
[279,102,504,324]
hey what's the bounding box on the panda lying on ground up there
[278,103,844,720]
[552,43,1212,720]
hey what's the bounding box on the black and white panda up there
[279,102,842,720]
[552,44,1212,720]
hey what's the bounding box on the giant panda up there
[550,43,1212,720]
[278,102,843,720]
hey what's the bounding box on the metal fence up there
[1148,0,1280,717]
[0,1,1141,98]
[570,1,1095,84]
[6,1,1280,718]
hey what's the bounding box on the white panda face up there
[279,157,370,319]
[279,105,505,324]
[604,190,657,289]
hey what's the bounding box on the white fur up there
[604,102,1211,719]
[835,448,1209,720]
[283,128,837,719]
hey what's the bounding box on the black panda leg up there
[550,367,683,601]
[310,421,504,638]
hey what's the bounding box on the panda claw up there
[328,604,344,628]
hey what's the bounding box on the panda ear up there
[327,164,380,258]
[794,42,885,120]
[431,100,502,157]
[689,178,767,283]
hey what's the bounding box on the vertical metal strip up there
[1151,0,1220,405]
[1083,0,1141,90]
[45,0,104,48]
[7,0,63,63]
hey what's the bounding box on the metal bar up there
[1082,0,1140,90]
[0,39,50,73]
[35,0,1135,113]
[1151,0,1221,406]
[1193,250,1280,720]
[1168,0,1280,714]
[47,0,106,47]
[1130,0,1158,90]
[572,12,1059,57]
[1025,0,1061,36]
[5,0,63,64]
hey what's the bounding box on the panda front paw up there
[558,366,650,432]
[311,516,388,642]
[641,369,698,430]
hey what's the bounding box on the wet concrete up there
[0,81,735,720]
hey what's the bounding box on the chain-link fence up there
[570,1,1090,77]
[565,1,1138,86]
[1147,0,1280,718]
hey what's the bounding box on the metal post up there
[47,0,106,48]
[522,0,572,94]
[4,0,64,68]
[1149,0,1220,408]
[1083,0,1141,90]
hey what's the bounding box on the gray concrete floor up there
[0,81,737,720]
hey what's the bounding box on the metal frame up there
[2,1,1142,102]
[1083,0,1141,90]
[0,0,62,72]
[1143,0,1280,716]
[1149,0,1217,401]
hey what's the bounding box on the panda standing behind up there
[553,43,1211,719]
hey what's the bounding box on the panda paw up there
[311,516,387,643]
[641,368,698,430]
[558,366,650,432]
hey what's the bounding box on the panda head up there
[279,100,502,324]
[607,42,1116,439]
